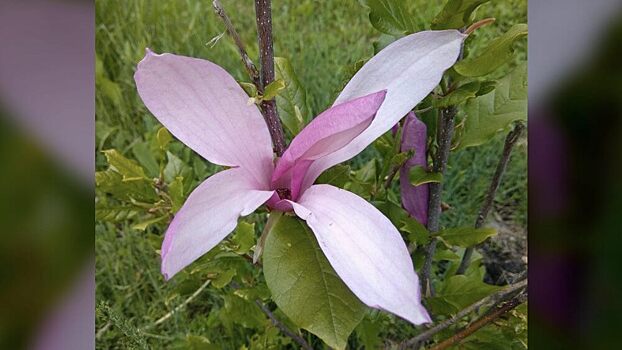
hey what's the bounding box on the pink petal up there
[271,91,386,200]
[301,30,465,191]
[290,184,431,324]
[134,50,274,188]
[161,168,274,279]
[400,113,429,225]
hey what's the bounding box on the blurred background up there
[0,0,619,348]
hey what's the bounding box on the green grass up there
[96,0,527,348]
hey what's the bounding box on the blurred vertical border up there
[529,0,622,348]
[0,0,94,349]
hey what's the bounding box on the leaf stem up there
[255,300,313,350]
[255,0,287,156]
[455,122,525,275]
[399,278,527,349]
[420,105,457,296]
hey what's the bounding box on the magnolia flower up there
[134,30,464,325]
[400,112,430,224]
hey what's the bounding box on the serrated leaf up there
[409,165,442,186]
[433,81,480,108]
[274,57,310,135]
[437,226,496,247]
[156,127,173,150]
[102,149,147,181]
[428,275,500,315]
[454,24,528,77]
[431,0,490,30]
[361,0,416,35]
[231,221,255,255]
[457,63,527,149]
[95,204,139,222]
[316,164,351,187]
[95,169,157,202]
[262,79,286,101]
[263,215,365,350]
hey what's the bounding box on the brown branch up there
[255,300,312,350]
[456,122,525,275]
[254,0,286,156]
[420,105,457,296]
[400,279,527,349]
[212,0,261,88]
[429,292,527,350]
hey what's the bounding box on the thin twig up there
[254,0,286,156]
[420,105,458,296]
[212,0,261,87]
[146,279,211,329]
[456,123,525,275]
[255,300,313,350]
[400,279,527,349]
[429,292,527,350]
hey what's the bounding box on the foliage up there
[96,0,527,348]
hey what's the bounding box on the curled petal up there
[161,168,274,279]
[135,50,274,188]
[271,91,386,199]
[301,30,465,191]
[290,185,431,324]
[400,113,429,225]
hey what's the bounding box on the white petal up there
[291,185,431,324]
[161,168,274,279]
[301,30,465,191]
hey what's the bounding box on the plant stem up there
[428,292,527,350]
[255,300,313,350]
[212,0,261,88]
[399,279,527,349]
[254,0,286,156]
[455,122,525,275]
[421,105,457,296]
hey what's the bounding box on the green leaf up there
[263,215,365,350]
[433,81,480,108]
[316,164,351,187]
[131,215,166,231]
[132,141,159,177]
[262,79,286,101]
[409,165,442,186]
[95,169,157,202]
[218,294,266,330]
[168,176,185,213]
[211,268,236,289]
[477,81,496,96]
[361,0,416,35]
[401,217,430,245]
[431,0,490,30]
[163,151,190,183]
[231,222,255,255]
[102,149,147,181]
[373,200,408,225]
[457,63,527,149]
[239,81,258,98]
[274,57,310,135]
[355,315,383,349]
[95,204,139,222]
[428,275,500,315]
[454,24,528,77]
[437,226,496,247]
[353,159,377,183]
[156,127,173,150]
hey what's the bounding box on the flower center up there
[276,187,292,200]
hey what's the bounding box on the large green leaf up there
[274,57,310,135]
[360,0,416,35]
[427,275,499,315]
[437,226,497,247]
[431,0,490,30]
[263,215,365,350]
[316,164,351,188]
[102,149,147,182]
[457,63,527,149]
[95,169,157,202]
[409,165,443,186]
[454,24,528,77]
[433,81,481,108]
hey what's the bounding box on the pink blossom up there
[134,30,465,324]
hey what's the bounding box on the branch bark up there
[455,122,525,275]
[212,0,261,87]
[255,300,313,350]
[254,0,286,156]
[429,292,527,350]
[421,105,457,296]
[399,279,527,349]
